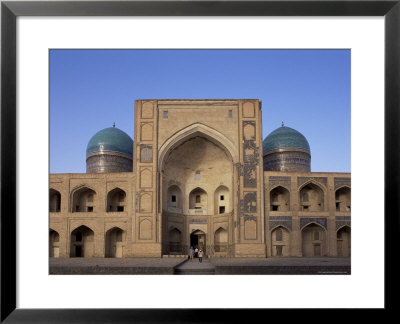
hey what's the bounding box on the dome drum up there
[86,151,133,173]
[263,150,311,172]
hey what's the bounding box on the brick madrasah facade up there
[49,100,351,258]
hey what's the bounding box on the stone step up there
[173,259,216,275]
[174,269,215,275]
[162,255,188,258]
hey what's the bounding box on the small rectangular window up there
[228,110,232,118]
[336,202,340,211]
[117,206,124,212]
[314,231,320,240]
[163,111,168,118]
[271,205,279,211]
[87,206,93,212]
[219,206,225,214]
[171,195,176,202]
[276,229,283,241]
[195,195,201,203]
[75,205,80,212]
[220,195,224,201]
[303,205,309,211]
[195,171,200,180]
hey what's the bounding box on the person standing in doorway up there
[198,249,204,263]
[189,246,194,261]
[194,246,199,258]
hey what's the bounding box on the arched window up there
[270,186,290,211]
[107,188,126,212]
[49,189,61,212]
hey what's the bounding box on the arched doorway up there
[70,225,94,257]
[190,230,206,255]
[271,226,291,257]
[301,223,327,257]
[49,229,60,257]
[337,226,351,257]
[105,227,125,258]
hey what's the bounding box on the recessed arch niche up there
[335,186,351,212]
[270,186,290,211]
[301,223,327,257]
[214,185,230,214]
[299,182,325,212]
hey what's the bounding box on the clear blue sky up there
[50,49,350,173]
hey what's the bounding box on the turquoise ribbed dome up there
[86,127,133,156]
[263,126,310,154]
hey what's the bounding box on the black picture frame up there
[1,0,398,322]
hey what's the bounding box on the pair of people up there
[188,246,204,262]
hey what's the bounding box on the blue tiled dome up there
[86,127,133,156]
[263,126,310,154]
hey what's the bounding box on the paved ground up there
[50,257,350,275]
[174,258,215,274]
[210,257,350,266]
[210,257,351,274]
[49,257,186,274]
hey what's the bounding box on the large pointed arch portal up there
[158,123,238,170]
[159,123,237,256]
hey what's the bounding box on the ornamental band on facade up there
[50,99,351,258]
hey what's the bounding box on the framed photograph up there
[1,0,398,321]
